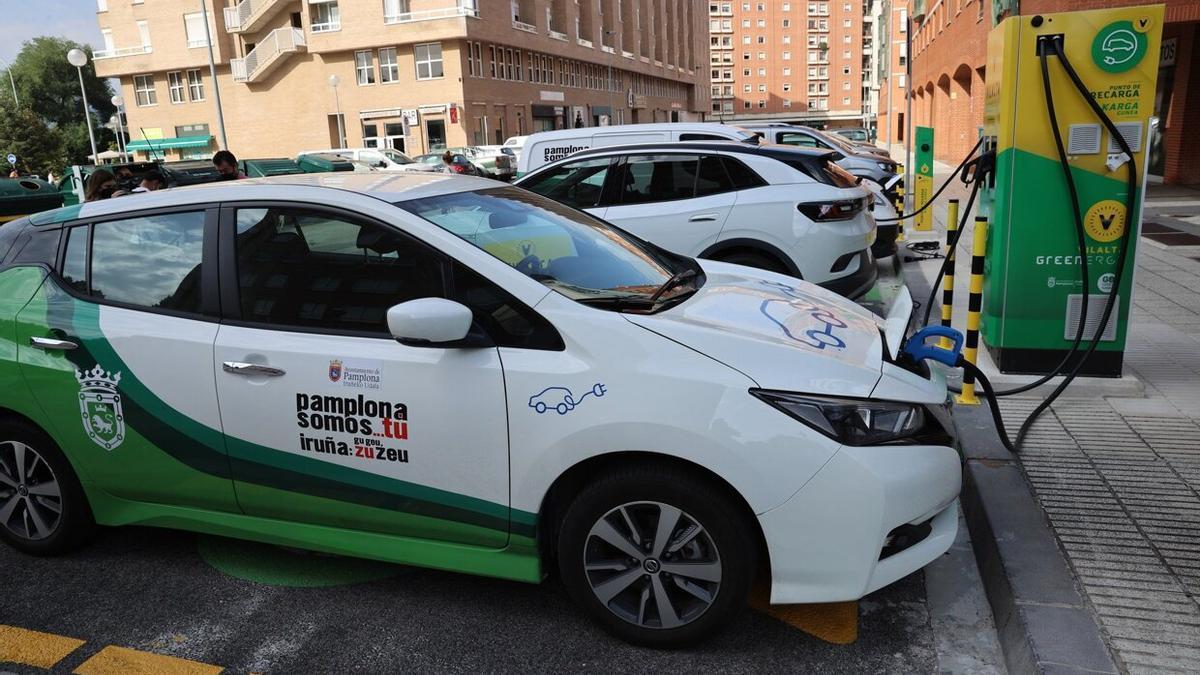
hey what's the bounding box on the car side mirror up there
[376,161,387,168]
[387,298,488,347]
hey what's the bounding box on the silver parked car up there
[742,125,897,185]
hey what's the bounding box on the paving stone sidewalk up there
[906,168,1200,673]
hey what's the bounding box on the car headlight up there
[750,390,925,445]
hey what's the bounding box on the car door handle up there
[222,362,286,377]
[29,337,78,351]
[689,213,720,222]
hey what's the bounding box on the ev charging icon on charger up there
[1092,20,1149,73]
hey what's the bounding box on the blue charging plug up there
[901,325,965,367]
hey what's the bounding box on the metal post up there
[941,198,959,349]
[200,0,229,150]
[904,13,913,214]
[333,84,344,149]
[956,215,987,406]
[76,66,99,163]
[1,60,16,107]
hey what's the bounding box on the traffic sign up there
[6,154,15,166]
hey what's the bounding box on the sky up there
[0,0,105,65]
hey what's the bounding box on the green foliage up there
[6,36,116,128]
[0,101,65,176]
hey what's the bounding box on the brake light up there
[452,164,468,174]
[797,198,867,221]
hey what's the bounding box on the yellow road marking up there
[750,588,859,645]
[0,624,86,669]
[74,645,223,675]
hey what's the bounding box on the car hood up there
[624,261,888,397]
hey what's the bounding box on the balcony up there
[231,27,305,83]
[386,5,479,24]
[512,20,537,33]
[93,45,153,60]
[223,0,289,34]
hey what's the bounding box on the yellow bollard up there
[940,199,959,349]
[894,163,906,243]
[955,216,988,406]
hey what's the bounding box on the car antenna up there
[138,127,163,163]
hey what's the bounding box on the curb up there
[953,404,1118,675]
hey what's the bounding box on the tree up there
[8,37,115,129]
[0,101,65,176]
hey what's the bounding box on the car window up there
[777,132,820,148]
[233,207,445,334]
[381,149,412,164]
[398,187,682,303]
[61,225,87,292]
[722,156,766,189]
[694,155,736,197]
[89,211,205,314]
[520,157,614,210]
[618,155,701,205]
[6,227,60,267]
[449,260,563,350]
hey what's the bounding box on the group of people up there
[83,150,245,203]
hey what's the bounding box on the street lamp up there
[0,57,17,107]
[111,95,127,162]
[329,74,345,149]
[66,48,99,163]
[604,30,616,126]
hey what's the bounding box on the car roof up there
[541,141,836,162]
[42,173,498,224]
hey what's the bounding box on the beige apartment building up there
[708,0,864,128]
[92,0,710,161]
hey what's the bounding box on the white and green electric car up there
[0,174,960,646]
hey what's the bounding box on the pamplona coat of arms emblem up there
[76,365,125,451]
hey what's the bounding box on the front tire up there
[557,465,756,647]
[0,420,95,555]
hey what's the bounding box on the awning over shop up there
[126,135,213,151]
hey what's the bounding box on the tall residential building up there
[860,0,882,136]
[92,0,710,161]
[874,0,908,156]
[708,0,864,128]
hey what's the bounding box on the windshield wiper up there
[648,269,698,303]
[574,295,658,310]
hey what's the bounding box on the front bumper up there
[758,443,961,604]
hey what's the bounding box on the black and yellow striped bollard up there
[955,215,987,406]
[894,163,905,242]
[940,199,959,349]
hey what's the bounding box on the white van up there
[298,148,437,172]
[517,123,760,175]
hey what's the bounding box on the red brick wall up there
[1163,23,1199,185]
[908,0,1200,178]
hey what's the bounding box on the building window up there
[899,8,907,31]
[167,72,184,104]
[782,82,791,91]
[383,0,410,22]
[743,84,751,93]
[311,1,340,32]
[758,84,766,92]
[137,20,151,49]
[757,99,765,108]
[415,43,443,80]
[783,98,791,107]
[843,19,852,27]
[843,81,851,90]
[842,97,850,104]
[356,50,375,84]
[782,51,791,60]
[757,18,765,27]
[782,19,790,27]
[489,46,497,78]
[758,67,766,75]
[97,0,107,10]
[473,42,483,77]
[783,67,791,76]
[186,69,204,101]
[183,13,209,48]
[783,35,791,44]
[744,101,751,109]
[843,65,851,74]
[134,74,156,106]
[506,48,515,80]
[379,47,398,83]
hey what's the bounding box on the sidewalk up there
[905,165,1200,672]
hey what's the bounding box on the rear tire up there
[0,420,95,555]
[557,465,756,647]
[713,250,789,275]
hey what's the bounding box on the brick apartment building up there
[874,0,909,155]
[91,0,710,161]
[877,0,1199,185]
[708,0,866,128]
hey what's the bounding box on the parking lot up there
[0,522,981,674]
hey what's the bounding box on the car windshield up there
[381,149,413,164]
[397,187,693,305]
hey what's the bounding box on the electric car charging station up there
[979,4,1164,377]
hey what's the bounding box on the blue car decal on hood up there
[529,384,607,415]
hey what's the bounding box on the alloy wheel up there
[0,440,63,541]
[583,501,722,630]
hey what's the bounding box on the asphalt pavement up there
[2,524,947,673]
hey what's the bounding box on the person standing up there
[84,169,117,202]
[212,150,246,180]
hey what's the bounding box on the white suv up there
[516,142,879,299]
[299,148,437,173]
